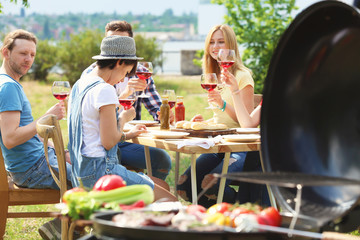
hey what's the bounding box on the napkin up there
[177,136,223,149]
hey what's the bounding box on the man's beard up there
[8,58,29,77]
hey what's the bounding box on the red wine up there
[168,101,176,109]
[53,93,69,100]
[136,72,152,80]
[219,61,235,69]
[119,99,135,110]
[201,83,217,92]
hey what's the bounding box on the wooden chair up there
[0,114,69,239]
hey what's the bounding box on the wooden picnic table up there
[127,128,261,204]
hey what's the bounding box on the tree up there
[212,0,297,93]
[31,39,58,81]
[0,0,29,13]
[57,29,103,85]
[134,34,163,73]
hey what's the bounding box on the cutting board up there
[171,128,236,137]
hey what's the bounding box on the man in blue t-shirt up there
[0,29,72,240]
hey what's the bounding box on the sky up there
[2,0,355,16]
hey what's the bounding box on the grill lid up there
[260,0,360,229]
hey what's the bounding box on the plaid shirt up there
[82,63,161,121]
[135,75,162,121]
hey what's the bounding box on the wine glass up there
[163,89,176,109]
[118,88,137,110]
[217,49,235,71]
[200,73,218,109]
[52,81,71,120]
[136,62,153,98]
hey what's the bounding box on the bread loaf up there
[190,122,228,130]
[182,121,193,129]
[175,120,188,129]
[190,122,209,130]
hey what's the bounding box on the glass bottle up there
[160,96,170,130]
[175,96,185,122]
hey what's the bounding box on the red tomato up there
[207,202,233,215]
[93,175,126,191]
[259,207,281,226]
[231,207,254,216]
[62,187,85,203]
[186,204,207,214]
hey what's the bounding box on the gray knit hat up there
[92,35,143,60]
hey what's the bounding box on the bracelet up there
[120,131,126,143]
[219,100,226,112]
[232,89,241,95]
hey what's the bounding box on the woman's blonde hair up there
[202,24,251,77]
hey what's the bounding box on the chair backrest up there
[36,114,68,198]
[0,146,9,194]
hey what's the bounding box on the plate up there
[145,130,190,139]
[235,128,260,134]
[128,120,159,127]
[223,134,260,142]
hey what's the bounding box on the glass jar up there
[175,96,185,122]
[160,96,170,130]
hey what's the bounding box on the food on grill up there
[111,202,281,232]
[62,184,153,220]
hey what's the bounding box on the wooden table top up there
[127,134,260,154]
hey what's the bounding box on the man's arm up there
[141,77,162,121]
[0,111,37,149]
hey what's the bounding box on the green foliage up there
[57,29,103,85]
[0,0,28,13]
[31,39,58,82]
[212,0,297,93]
[134,34,163,72]
[193,49,204,68]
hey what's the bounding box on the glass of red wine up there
[217,49,235,71]
[163,89,176,109]
[118,88,136,110]
[136,62,153,98]
[52,80,71,120]
[200,73,218,109]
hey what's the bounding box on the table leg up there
[259,150,277,209]
[217,152,230,204]
[144,146,152,177]
[190,154,197,205]
[174,152,180,198]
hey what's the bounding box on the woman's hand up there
[45,101,66,120]
[208,90,223,108]
[191,114,204,122]
[221,69,238,92]
[119,107,136,123]
[126,124,147,139]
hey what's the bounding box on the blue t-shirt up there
[0,74,44,173]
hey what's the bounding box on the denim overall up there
[68,79,154,189]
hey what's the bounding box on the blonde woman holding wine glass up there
[177,24,261,208]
